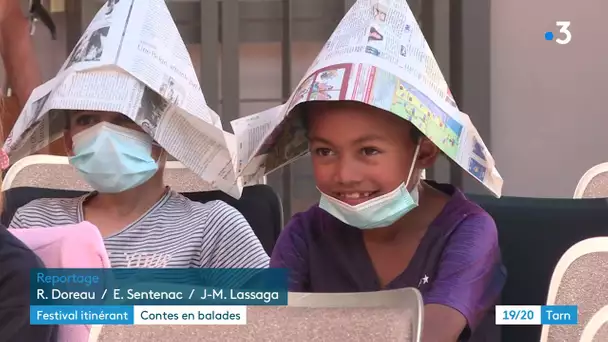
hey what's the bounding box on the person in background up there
[0,228,57,342]
[0,141,57,341]
[270,101,506,341]
[0,0,42,109]
[9,110,269,269]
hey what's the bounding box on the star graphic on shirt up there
[418,275,430,287]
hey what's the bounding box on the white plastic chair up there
[89,287,423,342]
[540,237,608,342]
[2,154,265,192]
[574,163,608,198]
[580,306,608,342]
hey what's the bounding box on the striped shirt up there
[8,190,270,270]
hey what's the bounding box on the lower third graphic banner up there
[31,268,287,306]
[30,305,248,325]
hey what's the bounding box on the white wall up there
[490,0,608,197]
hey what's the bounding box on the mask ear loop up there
[404,142,422,190]
[152,142,165,164]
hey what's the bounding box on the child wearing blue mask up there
[262,0,506,340]
[6,0,268,270]
[270,101,505,341]
[9,110,269,269]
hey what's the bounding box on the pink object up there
[0,148,9,170]
[9,221,110,342]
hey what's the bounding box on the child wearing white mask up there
[9,110,270,269]
[270,101,505,342]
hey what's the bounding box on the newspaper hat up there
[232,0,503,197]
[3,0,243,198]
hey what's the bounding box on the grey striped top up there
[8,190,270,269]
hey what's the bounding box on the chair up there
[580,306,608,342]
[574,162,608,198]
[3,154,91,190]
[89,288,423,342]
[467,194,608,342]
[1,185,282,256]
[540,237,608,342]
[2,154,266,192]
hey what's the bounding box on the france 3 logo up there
[544,21,572,45]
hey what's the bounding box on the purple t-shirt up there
[270,182,506,339]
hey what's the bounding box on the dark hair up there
[298,101,423,144]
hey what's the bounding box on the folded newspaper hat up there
[3,0,243,198]
[232,0,503,197]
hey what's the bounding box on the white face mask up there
[318,143,421,229]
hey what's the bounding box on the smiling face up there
[306,101,439,206]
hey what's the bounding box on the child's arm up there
[0,1,42,109]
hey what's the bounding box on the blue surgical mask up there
[318,143,422,229]
[69,122,159,193]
